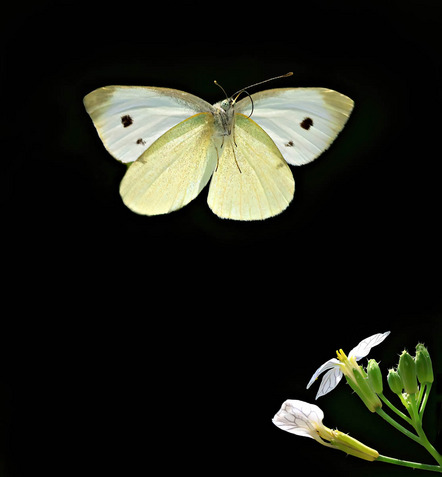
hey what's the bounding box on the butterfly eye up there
[220,99,231,111]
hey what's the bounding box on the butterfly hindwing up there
[235,88,354,166]
[120,113,217,215]
[83,86,212,164]
[207,113,295,220]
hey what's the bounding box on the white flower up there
[306,331,390,399]
[272,399,334,445]
[272,399,379,461]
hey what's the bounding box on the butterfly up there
[83,73,354,220]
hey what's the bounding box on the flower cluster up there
[272,331,441,473]
[387,344,434,396]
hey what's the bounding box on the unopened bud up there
[367,359,383,394]
[398,351,418,394]
[415,344,434,384]
[387,369,403,394]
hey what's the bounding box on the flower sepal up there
[343,367,382,413]
[330,430,379,462]
[353,366,382,412]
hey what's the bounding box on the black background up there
[2,1,441,476]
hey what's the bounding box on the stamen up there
[336,349,348,361]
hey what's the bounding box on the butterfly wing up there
[235,88,354,166]
[83,86,213,164]
[120,113,217,215]
[207,113,294,220]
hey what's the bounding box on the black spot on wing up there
[121,115,133,127]
[136,138,146,145]
[300,117,313,130]
[285,140,294,147]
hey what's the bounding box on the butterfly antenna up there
[232,143,242,173]
[232,72,293,99]
[235,89,254,118]
[214,80,229,100]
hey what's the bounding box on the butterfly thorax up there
[212,98,235,137]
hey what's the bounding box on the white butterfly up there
[83,73,354,220]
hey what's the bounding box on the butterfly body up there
[212,98,236,138]
[84,80,354,220]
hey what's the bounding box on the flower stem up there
[417,383,426,409]
[378,392,413,425]
[405,394,442,466]
[377,454,442,472]
[414,418,442,466]
[375,408,421,444]
[420,383,432,417]
[378,394,442,466]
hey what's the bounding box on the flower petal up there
[316,367,344,399]
[306,358,340,389]
[272,400,325,442]
[348,331,390,361]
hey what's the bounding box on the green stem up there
[417,383,426,409]
[414,419,442,466]
[408,393,420,423]
[377,454,442,472]
[408,393,442,466]
[420,383,432,417]
[376,408,421,444]
[379,392,413,425]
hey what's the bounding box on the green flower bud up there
[397,350,419,394]
[387,369,403,394]
[415,344,434,384]
[367,359,383,394]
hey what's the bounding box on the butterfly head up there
[214,88,250,111]
[219,98,234,111]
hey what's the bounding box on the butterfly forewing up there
[120,113,217,215]
[84,86,212,164]
[207,114,295,220]
[236,88,354,166]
